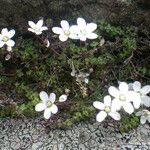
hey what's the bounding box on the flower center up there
[64,30,70,36]
[143,110,149,117]
[35,26,41,32]
[81,29,87,35]
[119,94,126,101]
[3,36,9,42]
[104,106,111,113]
[137,91,142,96]
[47,101,52,108]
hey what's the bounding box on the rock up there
[0,118,150,149]
[0,0,149,33]
[58,143,65,150]
[31,142,43,150]
[137,0,150,7]
[78,143,86,150]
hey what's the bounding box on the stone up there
[31,142,43,150]
[0,0,149,33]
[78,143,86,150]
[0,118,150,149]
[58,143,65,150]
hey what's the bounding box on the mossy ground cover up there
[0,20,150,132]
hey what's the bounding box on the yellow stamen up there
[119,94,126,101]
[47,101,52,108]
[64,30,70,36]
[35,27,41,32]
[104,106,111,113]
[143,110,149,117]
[81,29,87,35]
[137,91,142,96]
[3,36,9,42]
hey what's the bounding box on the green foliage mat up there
[0,21,150,132]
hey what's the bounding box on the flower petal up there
[49,93,56,103]
[148,115,150,122]
[35,103,47,112]
[7,46,12,52]
[69,25,80,34]
[52,27,63,35]
[41,26,48,31]
[77,18,86,29]
[84,78,89,84]
[109,112,121,120]
[28,21,36,29]
[1,28,9,36]
[127,91,141,109]
[141,85,150,95]
[87,23,97,32]
[108,86,119,98]
[93,101,105,110]
[133,81,141,92]
[140,116,147,124]
[44,108,52,119]
[126,91,139,102]
[96,111,107,122]
[119,82,129,93]
[79,34,87,41]
[141,96,150,107]
[128,83,133,90]
[0,34,3,40]
[59,95,67,102]
[132,97,141,109]
[0,41,4,48]
[69,34,79,40]
[123,102,134,114]
[8,29,15,38]
[6,40,15,47]
[111,99,121,111]
[86,33,98,40]
[104,95,111,107]
[39,91,49,103]
[49,104,58,114]
[59,34,68,42]
[37,19,44,28]
[136,111,142,116]
[35,31,42,35]
[61,20,69,31]
[28,28,35,33]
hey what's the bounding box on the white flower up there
[75,17,98,41]
[131,81,150,107]
[6,46,12,52]
[108,82,141,114]
[84,78,89,84]
[0,28,15,48]
[136,109,150,124]
[59,94,67,102]
[44,38,50,48]
[52,20,79,42]
[5,53,11,61]
[35,91,58,119]
[93,95,121,122]
[76,72,90,84]
[28,19,48,35]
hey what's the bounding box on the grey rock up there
[0,118,150,149]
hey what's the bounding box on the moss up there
[120,37,136,58]
[119,114,139,133]
[56,105,95,129]
[72,106,95,121]
[0,104,19,118]
[0,19,149,131]
[99,21,125,36]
